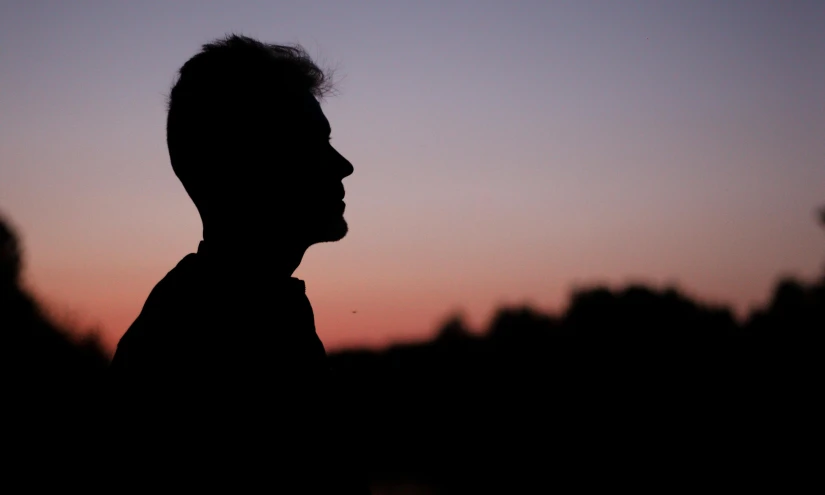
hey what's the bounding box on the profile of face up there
[233,91,354,247]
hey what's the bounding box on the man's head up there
[166,35,353,247]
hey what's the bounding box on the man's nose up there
[334,148,354,179]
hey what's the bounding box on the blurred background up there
[1,1,822,493]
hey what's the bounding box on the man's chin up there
[316,217,348,243]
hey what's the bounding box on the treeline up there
[326,209,823,491]
[328,277,822,491]
[1,209,821,491]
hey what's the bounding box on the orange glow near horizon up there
[3,1,824,354]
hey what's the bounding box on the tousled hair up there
[165,34,334,207]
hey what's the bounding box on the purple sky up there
[1,0,823,350]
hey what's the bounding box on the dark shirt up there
[109,242,367,493]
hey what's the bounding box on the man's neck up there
[198,233,307,279]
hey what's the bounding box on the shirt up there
[109,242,368,493]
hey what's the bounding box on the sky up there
[1,0,823,353]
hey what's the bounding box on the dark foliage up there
[1,206,821,492]
[328,209,824,492]
[1,214,108,487]
[330,282,818,492]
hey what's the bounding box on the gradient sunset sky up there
[1,0,823,352]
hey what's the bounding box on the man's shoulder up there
[111,253,204,371]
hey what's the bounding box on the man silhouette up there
[110,35,366,493]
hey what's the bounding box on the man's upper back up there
[111,248,329,384]
[107,247,369,492]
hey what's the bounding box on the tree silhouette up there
[2,203,823,492]
[1,212,109,489]
[0,213,107,380]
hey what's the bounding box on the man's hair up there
[166,34,334,206]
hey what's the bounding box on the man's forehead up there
[285,91,331,136]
